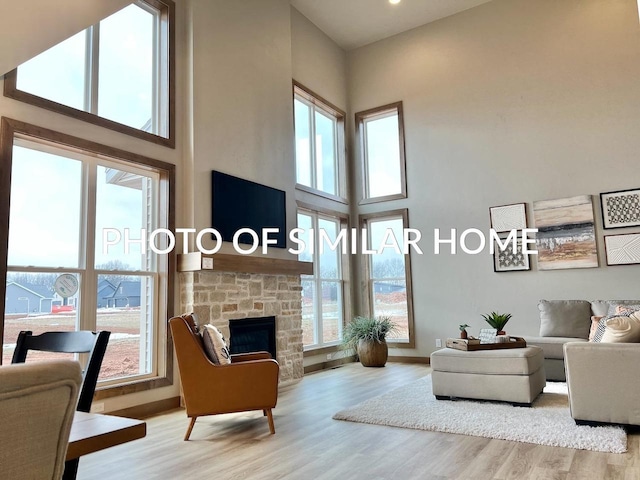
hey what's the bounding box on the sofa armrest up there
[564,342,640,425]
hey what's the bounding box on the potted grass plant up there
[481,311,512,335]
[342,315,398,367]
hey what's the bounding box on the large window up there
[298,208,348,350]
[355,102,406,203]
[293,82,346,201]
[0,118,174,394]
[3,0,175,148]
[360,210,414,346]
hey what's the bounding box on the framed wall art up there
[493,238,530,272]
[533,195,598,270]
[489,203,527,233]
[600,188,640,229]
[605,233,640,266]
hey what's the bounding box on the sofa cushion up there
[538,300,591,339]
[600,311,640,343]
[524,336,588,359]
[201,324,231,365]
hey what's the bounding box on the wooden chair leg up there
[184,417,197,441]
[265,409,275,434]
[263,409,267,416]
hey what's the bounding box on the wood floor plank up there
[76,363,640,480]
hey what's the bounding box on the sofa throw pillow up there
[589,316,603,341]
[201,324,231,365]
[605,301,640,316]
[600,313,640,343]
[538,300,591,339]
[613,304,640,316]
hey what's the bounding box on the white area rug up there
[333,376,627,453]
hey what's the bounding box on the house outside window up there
[3,0,175,148]
[0,118,174,392]
[359,209,414,346]
[297,208,348,349]
[293,81,346,202]
[355,102,407,204]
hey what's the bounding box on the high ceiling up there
[290,0,494,50]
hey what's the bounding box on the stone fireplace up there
[179,263,306,384]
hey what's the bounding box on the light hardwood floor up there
[78,363,640,480]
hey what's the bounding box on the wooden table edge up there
[66,412,147,460]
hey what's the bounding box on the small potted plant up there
[342,315,398,367]
[459,324,470,339]
[481,311,512,335]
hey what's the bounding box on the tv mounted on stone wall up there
[211,171,287,248]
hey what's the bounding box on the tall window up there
[298,208,347,349]
[0,118,174,392]
[293,82,346,201]
[360,210,414,346]
[3,0,175,148]
[355,102,406,203]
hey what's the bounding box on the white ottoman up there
[430,346,546,406]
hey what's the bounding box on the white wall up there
[189,0,297,257]
[347,0,640,356]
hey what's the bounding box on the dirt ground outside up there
[2,309,143,380]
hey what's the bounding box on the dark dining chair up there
[11,330,110,480]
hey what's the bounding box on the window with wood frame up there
[0,118,175,397]
[359,209,414,347]
[293,82,346,202]
[3,0,175,148]
[355,102,407,204]
[297,207,349,350]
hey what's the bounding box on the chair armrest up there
[231,352,272,363]
[564,342,640,424]
[181,359,280,417]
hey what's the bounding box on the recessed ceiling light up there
[389,0,401,4]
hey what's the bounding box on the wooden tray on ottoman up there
[446,337,527,351]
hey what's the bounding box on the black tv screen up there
[212,171,287,248]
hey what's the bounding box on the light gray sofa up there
[523,300,640,381]
[564,342,640,426]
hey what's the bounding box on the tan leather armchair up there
[169,314,280,440]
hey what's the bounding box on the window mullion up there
[309,105,317,191]
[80,162,98,331]
[313,213,322,346]
[87,24,101,115]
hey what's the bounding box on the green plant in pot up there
[459,324,470,339]
[342,315,397,367]
[481,311,512,335]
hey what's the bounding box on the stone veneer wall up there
[180,271,304,384]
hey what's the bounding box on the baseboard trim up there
[304,355,356,374]
[108,396,181,419]
[388,356,430,364]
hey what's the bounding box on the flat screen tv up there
[211,171,287,248]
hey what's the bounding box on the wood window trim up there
[0,117,176,398]
[358,208,415,349]
[2,0,176,149]
[355,101,407,205]
[292,80,348,202]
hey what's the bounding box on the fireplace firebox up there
[228,316,276,360]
